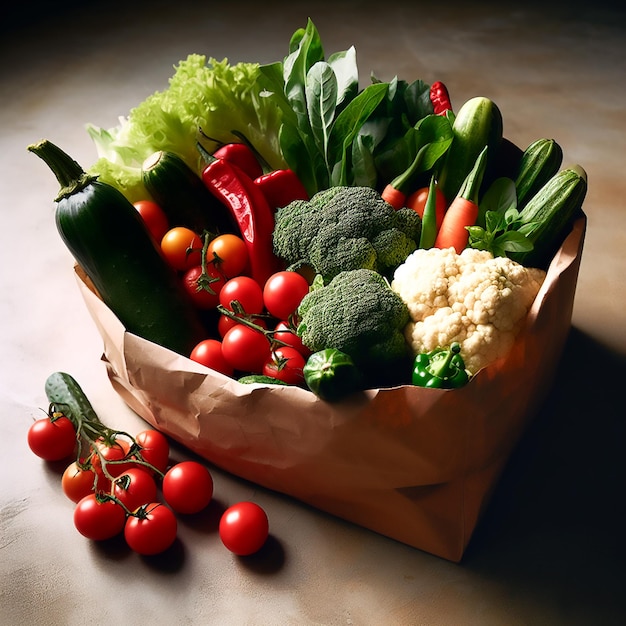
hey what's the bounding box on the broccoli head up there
[297,269,412,386]
[272,186,421,281]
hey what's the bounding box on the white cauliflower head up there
[391,247,546,374]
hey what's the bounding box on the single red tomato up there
[62,461,100,503]
[134,429,170,475]
[263,271,310,320]
[124,503,177,555]
[219,276,265,315]
[406,185,448,229]
[262,346,306,385]
[221,324,271,373]
[189,338,234,376]
[162,461,214,514]
[133,200,169,242]
[182,264,226,309]
[273,321,312,357]
[27,415,76,461]
[219,501,269,556]
[113,468,158,513]
[73,494,127,541]
[90,437,133,479]
[161,227,203,271]
[206,233,249,278]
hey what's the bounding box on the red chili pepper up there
[201,159,283,286]
[254,169,309,211]
[429,81,453,116]
[212,143,263,180]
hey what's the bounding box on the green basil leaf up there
[306,62,338,162]
[482,177,517,216]
[498,230,535,253]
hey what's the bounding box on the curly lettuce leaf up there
[86,54,286,201]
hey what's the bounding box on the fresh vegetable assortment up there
[30,19,588,407]
[28,372,269,556]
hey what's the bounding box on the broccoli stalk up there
[272,186,422,282]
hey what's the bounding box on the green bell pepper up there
[412,342,470,389]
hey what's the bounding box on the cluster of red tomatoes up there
[134,200,312,385]
[27,413,269,557]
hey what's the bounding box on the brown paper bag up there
[75,216,586,561]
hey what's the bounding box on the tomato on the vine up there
[124,503,178,555]
[162,461,213,514]
[273,321,312,357]
[62,461,102,503]
[90,437,133,479]
[206,233,249,279]
[133,200,169,242]
[262,346,306,385]
[218,314,267,338]
[113,468,158,513]
[160,226,203,271]
[263,271,310,321]
[182,264,226,309]
[190,339,234,376]
[27,415,76,461]
[221,324,271,373]
[73,494,126,541]
[219,276,264,315]
[219,501,269,556]
[134,429,170,475]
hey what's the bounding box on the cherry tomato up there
[160,227,203,271]
[262,346,306,385]
[124,503,177,555]
[73,494,126,541]
[27,415,76,461]
[219,276,264,315]
[273,321,312,357]
[162,461,214,515]
[263,271,310,321]
[133,200,169,242]
[90,437,133,479]
[182,264,226,309]
[134,429,170,475]
[219,501,269,556]
[62,461,102,503]
[113,468,158,513]
[221,324,271,373]
[206,233,249,278]
[189,339,234,376]
[406,185,447,229]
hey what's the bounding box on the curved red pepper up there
[201,158,283,286]
[212,143,263,180]
[429,81,453,116]
[254,169,309,211]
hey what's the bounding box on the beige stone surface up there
[1,1,624,624]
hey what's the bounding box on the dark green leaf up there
[350,134,378,187]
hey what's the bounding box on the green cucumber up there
[511,165,587,269]
[438,96,503,203]
[45,371,100,428]
[514,138,563,209]
[142,150,238,235]
[29,140,206,356]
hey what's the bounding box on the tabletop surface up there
[2,2,625,624]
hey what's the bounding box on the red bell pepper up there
[201,158,283,286]
[253,169,309,211]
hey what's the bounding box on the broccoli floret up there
[273,186,421,281]
[297,269,412,386]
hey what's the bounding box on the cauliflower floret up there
[392,247,546,374]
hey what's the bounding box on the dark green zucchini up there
[514,138,563,209]
[142,150,238,235]
[29,140,206,356]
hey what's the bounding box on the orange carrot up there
[434,145,488,253]
[381,184,407,210]
[433,196,479,253]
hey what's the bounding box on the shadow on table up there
[463,326,626,615]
